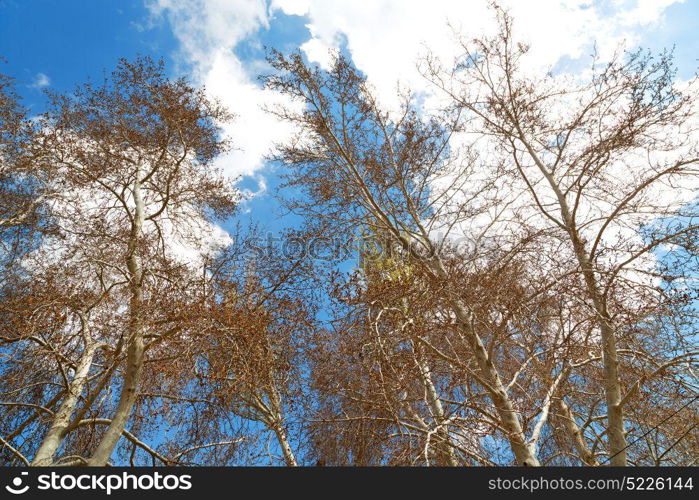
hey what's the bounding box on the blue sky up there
[1,0,698,234]
[0,1,176,105]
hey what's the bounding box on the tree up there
[265,6,698,465]
[1,56,238,466]
[266,50,556,466]
[0,68,52,277]
[422,6,699,465]
[2,6,697,467]
[174,240,318,466]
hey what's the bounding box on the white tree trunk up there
[31,342,97,466]
[430,257,540,466]
[267,384,297,467]
[520,138,627,466]
[273,425,298,467]
[556,398,599,466]
[88,173,146,466]
[572,239,627,466]
[415,350,459,466]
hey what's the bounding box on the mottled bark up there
[415,350,459,466]
[32,342,97,466]
[556,398,599,466]
[88,173,146,466]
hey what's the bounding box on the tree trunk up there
[88,173,146,466]
[430,258,540,466]
[381,232,540,466]
[415,349,459,466]
[570,236,627,466]
[31,342,97,466]
[556,398,599,466]
[273,424,298,467]
[354,167,539,465]
[520,137,628,466]
[266,383,297,467]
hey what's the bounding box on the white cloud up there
[272,0,684,106]
[148,0,268,67]
[270,0,308,16]
[147,0,299,179]
[30,72,50,89]
[149,0,686,187]
[299,36,334,70]
[618,0,683,26]
[201,48,300,180]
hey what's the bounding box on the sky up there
[1,0,698,233]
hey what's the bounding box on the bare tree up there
[265,49,571,466]
[2,6,697,467]
[422,6,699,465]
[0,69,54,277]
[187,239,318,466]
[1,57,238,466]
